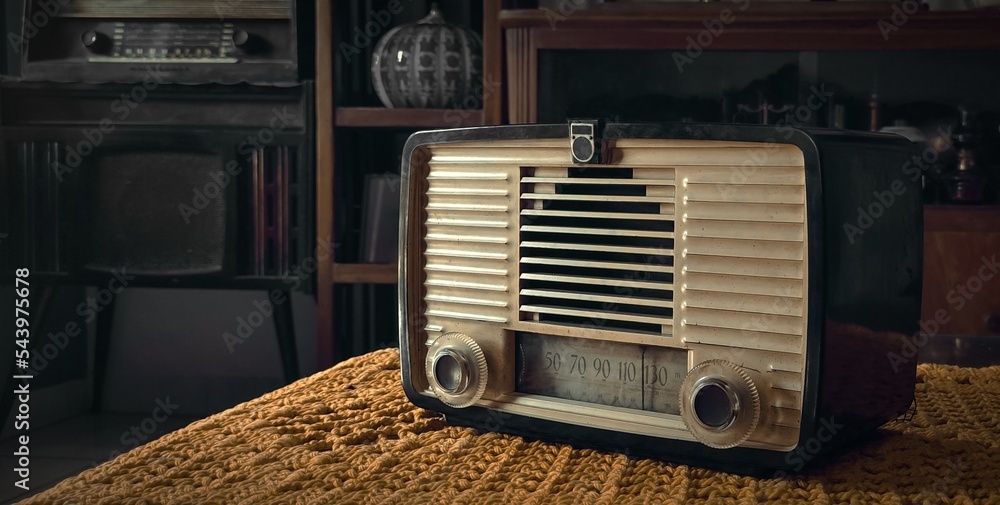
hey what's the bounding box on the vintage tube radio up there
[7,0,311,84]
[398,122,923,474]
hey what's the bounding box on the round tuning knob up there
[81,31,110,54]
[679,360,762,449]
[425,332,488,408]
[231,30,252,50]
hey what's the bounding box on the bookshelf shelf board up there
[336,107,484,128]
[332,263,398,284]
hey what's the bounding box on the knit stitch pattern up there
[21,349,1000,504]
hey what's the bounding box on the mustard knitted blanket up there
[21,349,1000,504]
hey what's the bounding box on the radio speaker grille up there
[421,163,512,325]
[87,151,225,275]
[519,167,675,336]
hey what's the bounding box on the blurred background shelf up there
[336,106,484,128]
[332,263,397,284]
[499,5,1000,50]
[317,0,1000,368]
[316,0,495,366]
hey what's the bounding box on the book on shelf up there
[359,173,401,264]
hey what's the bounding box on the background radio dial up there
[679,360,762,449]
[425,333,488,408]
[232,30,251,49]
[81,31,111,54]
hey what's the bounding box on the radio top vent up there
[61,0,293,19]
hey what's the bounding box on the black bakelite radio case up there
[398,123,923,475]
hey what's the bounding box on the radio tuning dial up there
[231,30,251,49]
[679,360,762,449]
[81,31,111,54]
[425,332,488,408]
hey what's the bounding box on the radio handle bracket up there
[568,119,603,164]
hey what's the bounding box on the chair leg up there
[2,284,55,426]
[273,291,300,383]
[92,292,117,413]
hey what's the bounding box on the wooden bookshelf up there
[316,1,503,368]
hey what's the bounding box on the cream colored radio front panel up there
[413,138,807,451]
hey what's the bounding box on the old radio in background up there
[1,82,314,288]
[399,123,923,473]
[8,0,313,84]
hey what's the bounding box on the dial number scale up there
[517,333,687,415]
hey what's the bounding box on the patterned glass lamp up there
[370,3,483,109]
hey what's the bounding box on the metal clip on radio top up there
[569,119,603,164]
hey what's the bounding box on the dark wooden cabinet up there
[922,206,1000,336]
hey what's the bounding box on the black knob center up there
[434,352,465,393]
[81,31,110,54]
[694,381,736,429]
[232,30,251,49]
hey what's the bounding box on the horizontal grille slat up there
[425,232,508,244]
[521,289,671,308]
[684,255,804,279]
[684,304,803,336]
[520,305,674,327]
[520,273,672,291]
[426,201,508,212]
[769,389,803,410]
[429,147,568,164]
[425,278,507,291]
[683,290,803,316]
[639,166,802,184]
[521,241,671,257]
[426,217,508,228]
[521,225,675,239]
[428,171,508,180]
[684,184,805,204]
[425,264,508,276]
[522,193,675,204]
[684,202,804,223]
[682,324,803,354]
[426,309,507,323]
[425,294,508,308]
[771,407,802,429]
[521,257,673,273]
[683,272,802,298]
[620,146,804,166]
[522,209,674,221]
[425,248,508,260]
[768,370,805,393]
[685,237,804,261]
[427,187,508,196]
[686,220,805,242]
[522,177,676,186]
